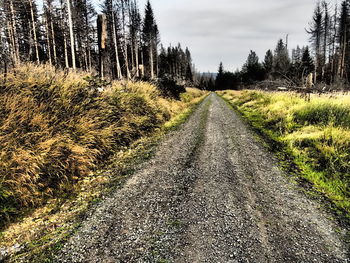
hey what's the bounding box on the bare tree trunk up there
[140,35,144,77]
[66,0,76,69]
[155,46,158,78]
[84,0,91,71]
[97,14,108,79]
[48,1,57,65]
[121,0,131,79]
[112,11,122,79]
[44,14,52,65]
[341,28,347,78]
[29,0,40,64]
[60,0,69,68]
[6,19,16,65]
[322,2,329,80]
[50,21,57,64]
[130,39,135,76]
[135,40,139,77]
[338,26,347,79]
[150,41,154,79]
[9,0,20,65]
[331,4,338,82]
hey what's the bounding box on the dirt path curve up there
[57,93,349,263]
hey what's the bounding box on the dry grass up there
[0,64,206,226]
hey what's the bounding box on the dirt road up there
[57,93,349,262]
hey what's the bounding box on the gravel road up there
[57,93,349,263]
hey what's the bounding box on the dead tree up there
[66,0,76,69]
[97,14,108,79]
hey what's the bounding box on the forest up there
[0,0,195,85]
[201,0,350,91]
[0,1,208,257]
[1,0,350,262]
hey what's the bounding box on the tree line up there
[0,0,194,82]
[205,0,350,90]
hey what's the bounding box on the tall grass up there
[0,64,205,224]
[218,90,350,214]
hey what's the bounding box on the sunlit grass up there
[0,64,207,262]
[0,63,207,225]
[218,89,350,215]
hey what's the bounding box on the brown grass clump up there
[0,64,205,225]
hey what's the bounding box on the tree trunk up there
[48,0,57,65]
[341,28,347,78]
[140,35,144,77]
[84,0,91,71]
[150,41,154,79]
[66,0,76,69]
[60,0,69,68]
[44,14,52,65]
[135,40,139,78]
[121,0,131,79]
[155,46,158,78]
[9,0,20,65]
[97,14,108,79]
[6,19,16,65]
[338,26,347,79]
[112,12,122,79]
[130,40,135,76]
[29,0,40,64]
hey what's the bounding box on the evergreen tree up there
[307,3,323,82]
[273,39,290,76]
[142,0,159,79]
[242,50,264,83]
[263,49,273,77]
[301,46,315,76]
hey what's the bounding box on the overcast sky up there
[96,0,334,72]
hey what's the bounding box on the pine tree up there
[263,49,273,78]
[142,1,159,79]
[129,0,141,78]
[242,50,264,83]
[301,46,315,76]
[273,39,290,76]
[307,3,323,82]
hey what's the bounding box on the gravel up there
[56,93,349,263]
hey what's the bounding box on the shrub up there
[157,77,186,99]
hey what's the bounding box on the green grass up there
[218,90,350,218]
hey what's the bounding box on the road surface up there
[57,93,349,263]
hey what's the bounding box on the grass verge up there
[217,90,350,223]
[0,64,207,262]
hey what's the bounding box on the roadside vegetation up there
[0,64,206,262]
[218,90,350,217]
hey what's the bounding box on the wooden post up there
[305,72,313,102]
[97,14,107,79]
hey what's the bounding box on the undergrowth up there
[218,90,350,217]
[0,64,206,227]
